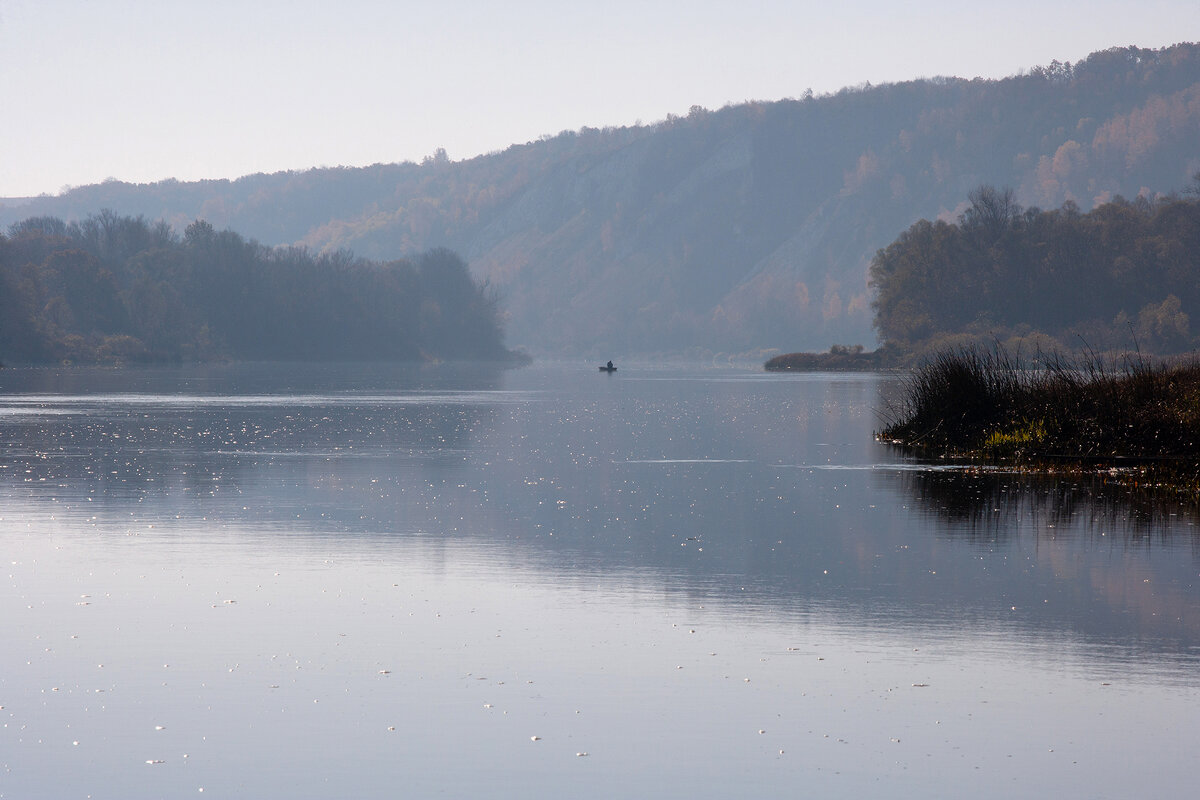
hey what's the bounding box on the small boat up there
[599,361,617,372]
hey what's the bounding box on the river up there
[2,361,1197,798]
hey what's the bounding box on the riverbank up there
[878,347,1200,493]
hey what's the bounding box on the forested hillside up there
[0,213,518,365]
[870,184,1200,357]
[4,44,1199,356]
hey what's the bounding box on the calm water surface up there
[2,362,1198,798]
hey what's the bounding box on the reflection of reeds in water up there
[897,467,1200,545]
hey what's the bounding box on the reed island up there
[878,347,1200,493]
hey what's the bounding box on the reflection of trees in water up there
[900,468,1200,546]
[0,393,500,499]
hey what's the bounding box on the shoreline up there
[877,347,1200,495]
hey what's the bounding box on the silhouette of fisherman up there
[606,361,614,369]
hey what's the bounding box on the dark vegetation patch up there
[764,344,889,371]
[879,346,1200,492]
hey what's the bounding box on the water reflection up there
[4,364,1200,799]
[0,363,517,517]
[3,364,1198,650]
[894,466,1200,545]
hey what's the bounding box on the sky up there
[2,0,1198,198]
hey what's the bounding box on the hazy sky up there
[2,0,1197,197]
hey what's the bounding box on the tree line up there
[870,182,1200,357]
[0,212,521,365]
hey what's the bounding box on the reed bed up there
[879,347,1200,480]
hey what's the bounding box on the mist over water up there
[2,362,1198,798]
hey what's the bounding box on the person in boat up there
[606,361,614,369]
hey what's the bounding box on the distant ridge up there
[5,44,1200,357]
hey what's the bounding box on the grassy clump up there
[879,346,1200,473]
[982,417,1048,459]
